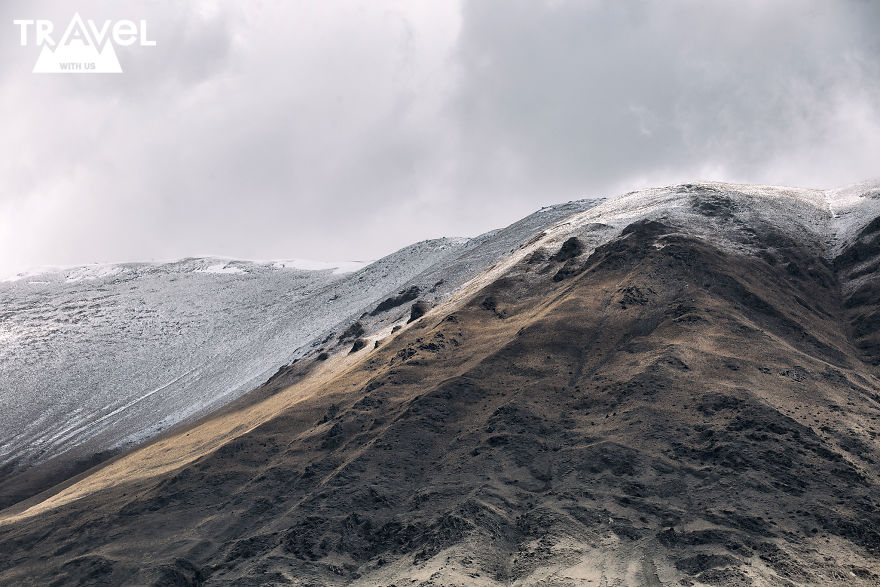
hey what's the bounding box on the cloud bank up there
[1,0,878,274]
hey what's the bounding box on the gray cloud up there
[451,0,880,199]
[1,0,878,275]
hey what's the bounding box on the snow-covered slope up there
[0,246,462,474]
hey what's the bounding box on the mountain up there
[1,181,879,585]
[0,200,599,510]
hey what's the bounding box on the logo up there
[13,13,155,73]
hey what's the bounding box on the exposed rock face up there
[549,236,584,261]
[1,182,880,585]
[338,321,366,341]
[370,286,422,316]
[407,300,431,323]
[836,217,880,365]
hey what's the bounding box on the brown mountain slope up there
[2,198,880,585]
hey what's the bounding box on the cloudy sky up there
[2,0,879,275]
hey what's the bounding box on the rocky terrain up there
[1,181,879,585]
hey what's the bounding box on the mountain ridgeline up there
[1,181,879,585]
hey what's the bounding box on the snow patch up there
[64,264,127,283]
[0,266,66,283]
[269,259,371,274]
[196,263,245,275]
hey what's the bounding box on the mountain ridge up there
[0,200,601,509]
[1,180,879,585]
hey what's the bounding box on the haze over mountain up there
[1,181,880,585]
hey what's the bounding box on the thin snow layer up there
[349,198,606,329]
[268,259,370,274]
[572,182,829,249]
[476,182,838,284]
[195,263,245,275]
[0,247,464,470]
[1,257,370,283]
[826,178,880,257]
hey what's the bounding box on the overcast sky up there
[2,0,879,275]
